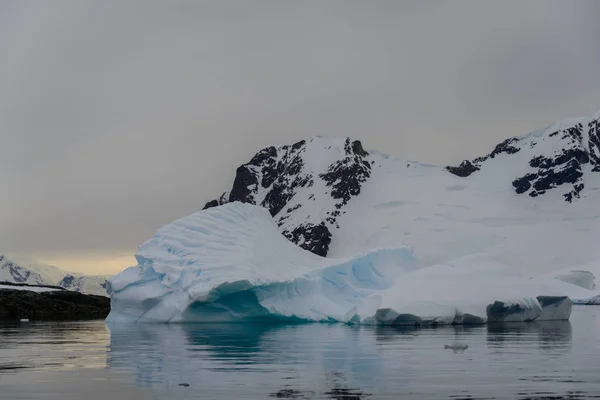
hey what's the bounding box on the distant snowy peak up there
[0,255,108,296]
[204,137,371,256]
[447,115,600,202]
[0,255,45,285]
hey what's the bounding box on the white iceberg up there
[345,254,573,325]
[106,202,572,324]
[532,265,600,305]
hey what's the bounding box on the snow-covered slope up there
[0,255,108,296]
[109,114,600,323]
[55,274,108,297]
[0,255,45,285]
[204,114,600,274]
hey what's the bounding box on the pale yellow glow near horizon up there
[35,252,137,275]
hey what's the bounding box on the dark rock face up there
[0,286,110,321]
[59,275,75,287]
[473,138,521,164]
[447,137,522,177]
[283,223,332,257]
[202,137,371,256]
[0,255,32,283]
[319,139,371,208]
[445,160,480,177]
[203,199,220,209]
[203,192,229,210]
[588,118,600,171]
[448,117,600,202]
[512,123,593,202]
[229,164,261,204]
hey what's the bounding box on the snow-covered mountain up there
[0,255,45,285]
[204,113,600,274]
[0,255,108,296]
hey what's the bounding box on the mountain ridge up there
[0,255,108,296]
[202,113,600,273]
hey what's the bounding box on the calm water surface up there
[0,307,599,399]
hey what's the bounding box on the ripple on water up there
[0,307,599,399]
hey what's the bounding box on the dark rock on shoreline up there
[0,288,110,321]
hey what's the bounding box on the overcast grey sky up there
[1,0,600,273]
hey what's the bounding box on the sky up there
[1,0,600,274]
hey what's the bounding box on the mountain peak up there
[446,114,600,202]
[0,255,45,285]
[0,255,108,296]
[203,112,600,265]
[204,137,371,256]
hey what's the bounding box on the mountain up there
[0,255,45,285]
[0,255,108,297]
[203,113,600,274]
[446,115,600,202]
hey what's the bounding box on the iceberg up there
[536,266,600,305]
[344,254,572,325]
[106,202,571,324]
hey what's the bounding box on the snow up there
[109,114,600,323]
[0,284,61,293]
[213,125,600,276]
[552,270,595,290]
[0,255,108,296]
[535,266,600,305]
[345,254,573,325]
[0,256,45,285]
[329,143,600,274]
[107,203,573,324]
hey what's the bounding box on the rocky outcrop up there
[282,222,332,257]
[0,285,110,321]
[319,139,371,209]
[445,160,480,177]
[447,117,600,201]
[203,137,370,256]
[0,255,44,285]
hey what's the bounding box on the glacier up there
[107,202,578,324]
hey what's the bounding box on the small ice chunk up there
[444,343,468,351]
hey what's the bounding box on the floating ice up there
[107,203,572,324]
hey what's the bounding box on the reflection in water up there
[104,309,599,399]
[0,321,108,372]
[486,320,572,352]
[106,322,381,395]
[1,308,598,399]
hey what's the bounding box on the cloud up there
[1,0,600,263]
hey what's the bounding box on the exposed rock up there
[445,160,480,177]
[320,139,371,208]
[283,222,332,257]
[0,286,110,321]
[202,137,370,256]
[588,118,600,171]
[203,199,220,209]
[229,164,260,204]
[473,137,521,164]
[0,255,44,284]
[449,117,600,201]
